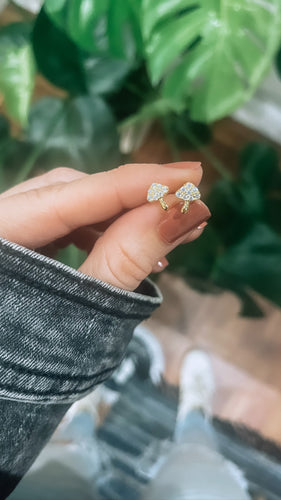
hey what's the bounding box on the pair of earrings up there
[147,182,200,214]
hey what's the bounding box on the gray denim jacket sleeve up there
[0,236,162,499]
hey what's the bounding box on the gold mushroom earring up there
[147,183,169,211]
[175,182,201,213]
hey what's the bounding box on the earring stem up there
[181,200,190,214]
[159,198,168,210]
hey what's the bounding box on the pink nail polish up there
[152,257,169,273]
[197,221,208,230]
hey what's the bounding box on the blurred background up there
[1,0,281,450]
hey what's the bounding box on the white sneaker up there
[177,349,215,422]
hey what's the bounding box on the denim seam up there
[0,365,117,397]
[0,383,114,403]
[0,382,104,404]
[0,356,116,383]
[0,240,162,305]
[0,267,149,320]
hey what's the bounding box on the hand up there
[0,163,210,291]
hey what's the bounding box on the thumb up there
[78,195,211,291]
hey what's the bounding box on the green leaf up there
[234,288,265,318]
[0,115,10,142]
[0,23,35,125]
[168,225,219,278]
[45,0,109,53]
[207,143,281,246]
[27,96,120,172]
[32,9,87,94]
[266,197,281,235]
[142,0,281,122]
[0,115,11,181]
[56,244,87,269]
[106,63,153,121]
[207,178,265,246]
[164,111,212,149]
[84,56,131,96]
[0,134,33,192]
[239,142,280,190]
[213,223,281,307]
[275,44,281,78]
[106,0,143,60]
[32,9,131,96]
[239,142,281,234]
[0,114,11,190]
[44,0,143,61]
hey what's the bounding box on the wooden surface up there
[145,274,281,445]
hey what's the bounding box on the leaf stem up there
[120,105,233,181]
[162,116,180,161]
[14,100,68,185]
[0,139,12,192]
[119,98,176,130]
[181,126,233,181]
[0,159,5,192]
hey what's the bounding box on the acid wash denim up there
[0,236,162,499]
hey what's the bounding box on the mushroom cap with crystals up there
[175,182,201,201]
[147,183,169,201]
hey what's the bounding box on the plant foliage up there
[0,23,35,125]
[168,142,281,313]
[0,1,281,311]
[44,0,143,60]
[142,0,281,122]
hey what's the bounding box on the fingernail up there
[152,257,169,273]
[157,201,211,244]
[164,161,202,170]
[197,221,208,230]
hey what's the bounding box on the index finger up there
[54,161,203,229]
[0,162,202,248]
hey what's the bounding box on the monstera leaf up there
[32,9,131,96]
[0,23,35,125]
[142,0,281,122]
[44,0,143,61]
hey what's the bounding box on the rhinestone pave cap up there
[175,182,201,201]
[147,183,169,202]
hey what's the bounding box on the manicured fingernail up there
[152,257,169,273]
[157,201,211,244]
[164,161,202,170]
[197,221,208,230]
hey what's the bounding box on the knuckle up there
[118,242,152,283]
[108,166,126,211]
[46,167,79,183]
[98,241,132,289]
[99,238,152,290]
[49,183,74,232]
[20,187,46,204]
